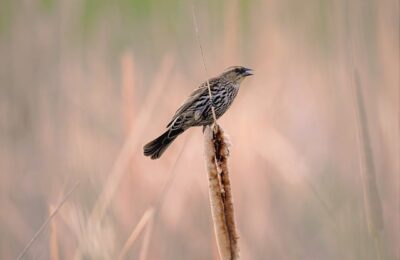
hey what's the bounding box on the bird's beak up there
[243,68,254,77]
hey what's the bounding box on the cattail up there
[204,125,239,260]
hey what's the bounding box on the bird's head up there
[221,66,253,83]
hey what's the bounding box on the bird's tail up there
[143,128,184,159]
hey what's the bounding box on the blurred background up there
[0,0,398,259]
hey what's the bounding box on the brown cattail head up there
[204,125,239,260]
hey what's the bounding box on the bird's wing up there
[166,78,216,128]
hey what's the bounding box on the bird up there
[143,66,253,159]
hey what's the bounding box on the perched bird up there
[144,66,253,159]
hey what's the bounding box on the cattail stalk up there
[204,125,239,260]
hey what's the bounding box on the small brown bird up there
[144,66,253,159]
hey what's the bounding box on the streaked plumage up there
[144,66,253,159]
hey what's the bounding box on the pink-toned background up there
[0,0,398,259]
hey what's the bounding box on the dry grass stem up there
[191,5,217,125]
[17,181,80,260]
[138,213,154,260]
[343,8,388,255]
[353,70,384,232]
[352,69,386,259]
[204,125,239,260]
[49,205,60,260]
[118,208,154,260]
